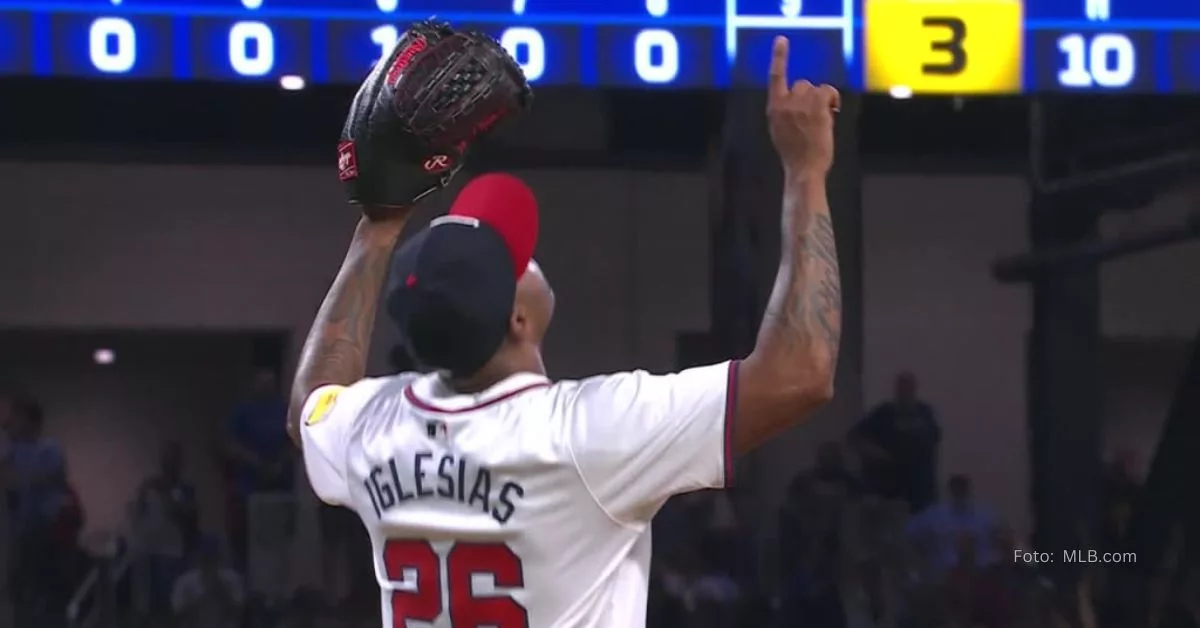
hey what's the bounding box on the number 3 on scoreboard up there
[921,17,966,75]
[864,0,1022,94]
[384,540,529,627]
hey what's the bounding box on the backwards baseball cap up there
[386,173,539,376]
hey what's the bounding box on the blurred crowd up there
[1,369,1192,628]
[644,373,1196,628]
[0,368,307,628]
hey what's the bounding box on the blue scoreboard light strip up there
[0,0,856,87]
[1,0,1200,91]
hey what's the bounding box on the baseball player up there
[289,25,841,628]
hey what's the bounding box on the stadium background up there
[2,5,1200,625]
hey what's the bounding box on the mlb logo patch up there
[426,421,448,440]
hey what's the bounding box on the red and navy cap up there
[386,173,539,376]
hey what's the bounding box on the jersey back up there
[299,362,737,628]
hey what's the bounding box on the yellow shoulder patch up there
[305,387,344,426]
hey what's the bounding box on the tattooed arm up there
[733,37,842,455]
[286,215,410,448]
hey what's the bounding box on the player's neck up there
[446,350,545,394]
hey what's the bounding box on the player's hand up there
[766,36,840,177]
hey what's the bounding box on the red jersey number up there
[383,540,529,627]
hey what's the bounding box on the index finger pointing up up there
[767,36,790,101]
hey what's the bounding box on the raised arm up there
[286,214,409,447]
[733,36,842,455]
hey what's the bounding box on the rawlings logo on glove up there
[423,154,453,174]
[337,141,358,182]
[384,33,430,86]
[339,20,533,208]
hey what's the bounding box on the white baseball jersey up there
[299,361,738,628]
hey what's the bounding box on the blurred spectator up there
[780,442,860,578]
[944,532,979,626]
[906,475,998,580]
[171,537,245,628]
[657,546,740,627]
[221,367,292,569]
[851,372,941,513]
[5,396,66,528]
[657,548,700,621]
[778,475,812,586]
[779,538,846,628]
[46,462,86,579]
[811,441,863,497]
[3,396,73,618]
[842,560,896,628]
[695,552,741,621]
[1099,451,1141,553]
[990,526,1050,627]
[134,440,199,620]
[1090,454,1149,628]
[945,529,1022,628]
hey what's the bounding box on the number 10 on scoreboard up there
[864,0,1022,94]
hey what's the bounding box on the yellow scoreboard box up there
[865,0,1023,94]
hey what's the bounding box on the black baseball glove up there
[337,20,533,208]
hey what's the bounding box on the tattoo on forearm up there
[762,200,842,370]
[311,245,392,381]
[799,214,842,357]
[288,236,395,442]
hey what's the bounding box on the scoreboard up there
[865,0,1190,93]
[0,0,1197,92]
[0,0,855,87]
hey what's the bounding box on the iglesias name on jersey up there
[299,360,738,628]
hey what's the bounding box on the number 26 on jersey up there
[384,540,529,627]
[864,0,1023,94]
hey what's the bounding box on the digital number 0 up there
[89,17,137,74]
[634,29,679,84]
[385,540,529,627]
[500,27,546,82]
[229,21,275,77]
[1090,33,1133,87]
[1057,33,1134,88]
[921,17,967,75]
[370,25,400,67]
[645,0,669,17]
